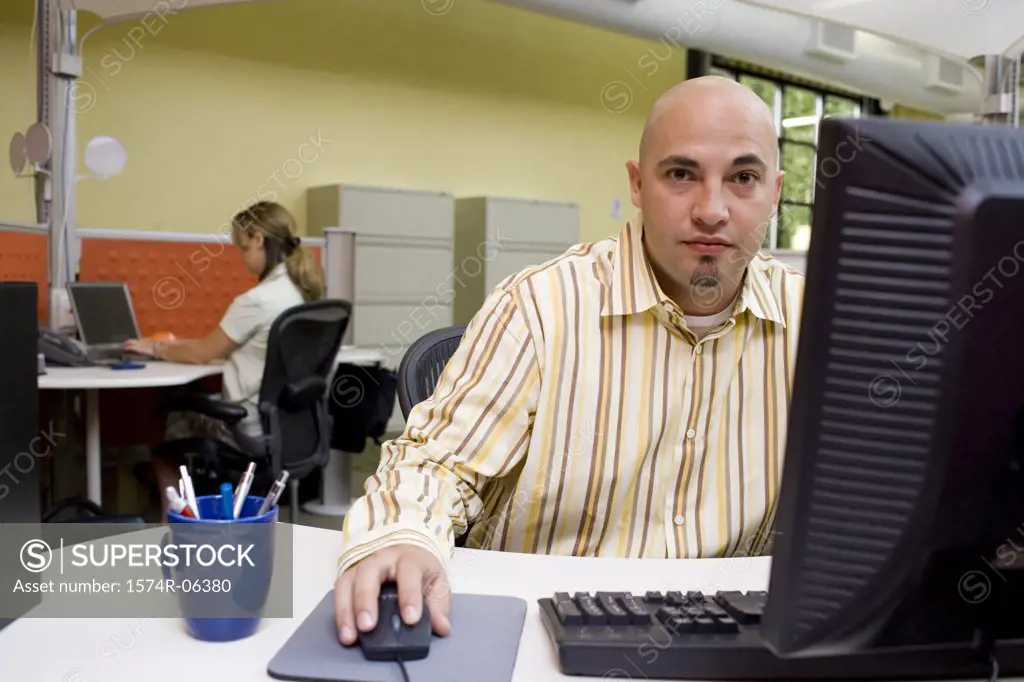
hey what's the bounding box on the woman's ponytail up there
[285,245,325,302]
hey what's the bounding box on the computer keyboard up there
[539,589,991,680]
[87,349,155,364]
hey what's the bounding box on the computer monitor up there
[762,116,1024,666]
[67,282,140,346]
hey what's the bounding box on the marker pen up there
[219,482,234,520]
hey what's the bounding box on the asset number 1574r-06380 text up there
[127,579,231,593]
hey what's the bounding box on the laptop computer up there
[67,282,159,363]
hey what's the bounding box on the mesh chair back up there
[397,326,466,419]
[257,299,351,478]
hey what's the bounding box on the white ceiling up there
[63,0,1017,114]
[735,0,1024,63]
[67,0,1024,65]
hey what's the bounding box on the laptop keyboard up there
[87,348,155,364]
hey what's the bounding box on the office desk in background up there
[38,362,224,506]
[38,346,387,509]
[0,525,778,682]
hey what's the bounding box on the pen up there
[219,482,234,520]
[179,465,200,519]
[257,471,289,516]
[233,462,256,519]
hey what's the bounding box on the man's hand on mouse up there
[334,544,452,646]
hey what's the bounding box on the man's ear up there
[626,160,642,209]
[772,169,785,214]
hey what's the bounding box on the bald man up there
[333,77,806,645]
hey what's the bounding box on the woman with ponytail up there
[123,201,325,517]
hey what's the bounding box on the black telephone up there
[38,326,92,367]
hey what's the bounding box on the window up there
[709,59,873,251]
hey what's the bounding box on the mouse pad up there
[268,590,528,682]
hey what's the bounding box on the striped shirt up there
[338,215,805,575]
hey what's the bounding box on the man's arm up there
[337,286,540,574]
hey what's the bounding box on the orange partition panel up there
[79,238,256,338]
[78,238,322,338]
[0,231,48,321]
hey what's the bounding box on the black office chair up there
[397,325,468,543]
[397,325,466,419]
[155,299,352,519]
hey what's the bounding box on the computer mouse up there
[358,582,431,662]
[110,361,145,370]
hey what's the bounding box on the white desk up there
[0,525,778,681]
[37,363,224,391]
[38,362,224,506]
[37,346,387,508]
[332,345,386,367]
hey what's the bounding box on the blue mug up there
[163,495,277,642]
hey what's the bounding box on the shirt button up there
[694,345,703,355]
[674,515,685,525]
[686,429,696,439]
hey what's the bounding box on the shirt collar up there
[602,213,787,327]
[264,262,287,281]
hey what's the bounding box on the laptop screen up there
[69,283,139,345]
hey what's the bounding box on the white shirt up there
[684,289,742,339]
[218,264,305,423]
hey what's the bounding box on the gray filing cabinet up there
[308,184,455,433]
[307,183,456,369]
[453,196,580,325]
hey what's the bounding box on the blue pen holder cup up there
[163,495,277,642]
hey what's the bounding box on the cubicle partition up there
[0,221,326,338]
[76,228,324,338]
[0,221,50,322]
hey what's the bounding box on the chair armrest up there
[281,376,327,411]
[162,391,248,425]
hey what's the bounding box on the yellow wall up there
[0,0,686,243]
[0,14,39,222]
[891,104,943,121]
